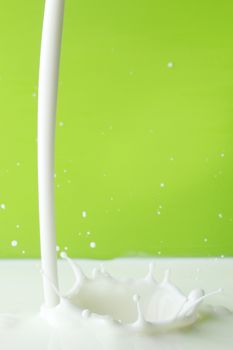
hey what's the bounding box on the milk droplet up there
[157,251,162,255]
[160,183,165,188]
[167,61,174,68]
[82,309,91,319]
[0,203,6,209]
[220,152,225,158]
[56,245,60,252]
[60,251,67,258]
[59,121,64,127]
[16,162,20,167]
[133,294,140,303]
[63,169,68,173]
[204,238,208,243]
[64,246,68,251]
[86,231,91,236]
[22,250,25,255]
[218,213,223,219]
[11,240,18,247]
[90,242,96,249]
[82,211,87,218]
[32,92,37,97]
[157,210,161,216]
[16,224,20,229]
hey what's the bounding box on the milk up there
[0,0,231,348]
[0,258,232,349]
[38,0,64,308]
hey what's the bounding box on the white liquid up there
[40,254,223,333]
[37,0,64,308]
[36,0,222,338]
[0,258,232,350]
[7,0,230,348]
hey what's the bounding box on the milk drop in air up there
[167,61,174,68]
[11,240,18,247]
[82,211,87,218]
[90,242,96,249]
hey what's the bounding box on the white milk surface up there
[0,258,232,349]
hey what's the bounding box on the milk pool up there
[0,257,232,349]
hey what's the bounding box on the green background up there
[0,0,232,259]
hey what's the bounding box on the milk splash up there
[36,0,223,339]
[41,253,221,334]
